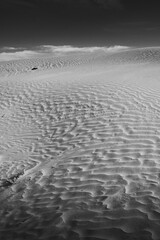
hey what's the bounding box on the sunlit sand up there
[0,47,160,240]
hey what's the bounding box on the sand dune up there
[0,47,160,239]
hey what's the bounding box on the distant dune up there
[1,47,160,77]
[0,47,160,240]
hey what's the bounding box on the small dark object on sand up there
[31,67,38,70]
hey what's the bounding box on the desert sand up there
[0,47,160,240]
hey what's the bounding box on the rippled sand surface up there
[0,48,160,240]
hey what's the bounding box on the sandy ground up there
[0,48,160,240]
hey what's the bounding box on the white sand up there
[0,48,160,240]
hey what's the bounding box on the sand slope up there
[0,48,160,240]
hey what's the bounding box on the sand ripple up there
[0,48,160,239]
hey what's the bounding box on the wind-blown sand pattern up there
[1,47,160,240]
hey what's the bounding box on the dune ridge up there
[1,47,160,77]
[0,47,160,239]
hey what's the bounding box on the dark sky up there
[1,0,160,48]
